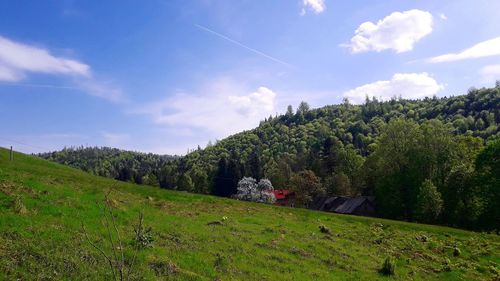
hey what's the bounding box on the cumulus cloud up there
[428,37,500,63]
[133,79,278,138]
[344,9,433,53]
[228,87,276,117]
[0,36,90,80]
[301,0,326,15]
[344,73,444,104]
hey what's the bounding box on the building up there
[272,189,295,207]
[309,196,376,217]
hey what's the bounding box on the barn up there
[309,196,376,217]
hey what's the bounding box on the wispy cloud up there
[427,37,500,63]
[479,64,500,83]
[101,132,131,147]
[344,73,444,104]
[0,35,124,102]
[194,24,294,68]
[343,9,433,54]
[0,35,90,80]
[300,0,326,15]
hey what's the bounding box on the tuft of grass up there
[380,257,396,276]
[12,195,28,215]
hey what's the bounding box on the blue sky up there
[1,0,500,155]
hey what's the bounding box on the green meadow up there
[0,147,498,280]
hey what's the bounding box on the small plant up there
[453,247,461,257]
[380,257,395,276]
[133,213,154,249]
[82,191,154,281]
[214,253,226,272]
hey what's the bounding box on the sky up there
[1,0,500,155]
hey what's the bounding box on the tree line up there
[39,85,500,230]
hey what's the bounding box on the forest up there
[39,85,500,230]
[39,147,178,186]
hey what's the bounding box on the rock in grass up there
[207,221,224,226]
[319,224,331,235]
[380,257,395,276]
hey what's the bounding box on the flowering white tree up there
[235,177,275,204]
[257,178,276,203]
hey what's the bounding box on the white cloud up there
[133,78,278,139]
[228,87,276,117]
[479,64,500,82]
[344,73,444,104]
[344,9,433,53]
[428,37,500,63]
[75,79,125,103]
[301,0,326,15]
[0,64,22,81]
[439,13,447,20]
[0,36,90,80]
[0,35,124,102]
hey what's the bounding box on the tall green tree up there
[475,139,500,230]
[290,170,325,207]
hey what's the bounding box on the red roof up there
[272,189,294,200]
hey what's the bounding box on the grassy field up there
[0,147,499,280]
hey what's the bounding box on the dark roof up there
[310,196,376,217]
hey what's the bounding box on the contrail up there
[195,24,294,68]
[0,82,82,90]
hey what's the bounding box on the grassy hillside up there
[0,148,499,280]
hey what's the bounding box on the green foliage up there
[133,213,154,249]
[290,170,325,207]
[475,139,500,230]
[1,148,500,280]
[38,146,177,187]
[39,87,500,230]
[415,180,443,223]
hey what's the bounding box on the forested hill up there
[174,86,499,189]
[40,86,500,230]
[38,147,178,186]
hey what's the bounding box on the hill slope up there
[1,148,499,280]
